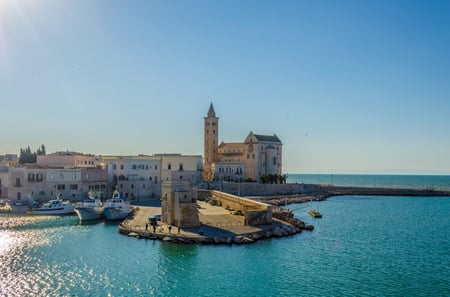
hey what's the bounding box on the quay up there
[119,199,311,245]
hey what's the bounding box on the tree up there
[37,144,46,156]
[18,144,46,164]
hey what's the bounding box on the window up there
[179,164,183,171]
[132,164,137,170]
[50,173,54,180]
[131,184,134,189]
[59,173,64,179]
[149,177,152,181]
[180,175,183,180]
[85,174,90,179]
[155,177,158,184]
[143,184,145,189]
[72,173,77,180]
[15,178,21,187]
[168,164,171,170]
[120,164,124,170]
[70,184,78,190]
[113,164,117,170]
[57,184,65,190]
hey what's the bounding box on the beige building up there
[5,165,107,202]
[203,103,283,182]
[102,154,202,200]
[37,152,100,168]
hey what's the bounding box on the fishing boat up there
[74,192,104,221]
[103,190,131,220]
[308,197,322,218]
[28,194,75,215]
[307,209,322,218]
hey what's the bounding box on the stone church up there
[203,103,282,182]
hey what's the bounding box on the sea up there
[1,174,449,297]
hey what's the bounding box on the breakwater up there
[250,184,450,206]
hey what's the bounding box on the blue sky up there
[1,0,449,174]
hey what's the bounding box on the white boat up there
[103,190,132,220]
[28,194,75,215]
[74,192,104,221]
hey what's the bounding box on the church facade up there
[203,103,282,182]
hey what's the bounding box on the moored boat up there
[28,194,75,215]
[308,209,322,218]
[74,192,104,221]
[103,190,132,220]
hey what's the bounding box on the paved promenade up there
[120,201,297,244]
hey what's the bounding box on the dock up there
[119,201,308,244]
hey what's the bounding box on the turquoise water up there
[287,173,450,191]
[1,196,449,296]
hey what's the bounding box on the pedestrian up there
[168,225,172,233]
[145,223,148,231]
[178,226,180,234]
[153,225,156,233]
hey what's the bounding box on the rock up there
[162,236,172,242]
[302,225,314,231]
[214,237,226,244]
[242,237,254,244]
[273,227,283,237]
[251,232,264,240]
[128,232,139,237]
[233,236,244,244]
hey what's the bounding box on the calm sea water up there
[287,173,450,191]
[1,194,449,296]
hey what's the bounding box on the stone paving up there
[120,201,286,242]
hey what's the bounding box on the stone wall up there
[202,182,321,197]
[197,190,273,226]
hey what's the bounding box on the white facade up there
[102,154,202,200]
[103,155,161,200]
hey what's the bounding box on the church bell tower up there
[203,103,218,181]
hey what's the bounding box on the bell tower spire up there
[207,102,216,117]
[203,102,219,181]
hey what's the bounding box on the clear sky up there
[1,0,450,174]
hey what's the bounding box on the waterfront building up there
[5,164,108,202]
[102,154,202,200]
[203,103,283,182]
[102,155,162,200]
[0,167,8,199]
